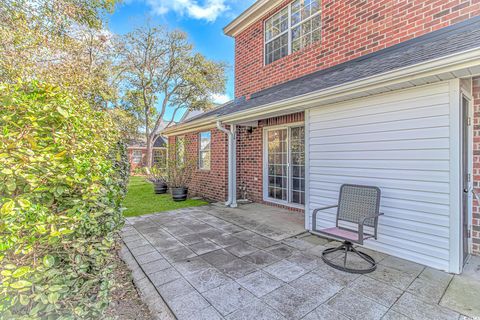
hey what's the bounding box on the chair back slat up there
[337,185,381,227]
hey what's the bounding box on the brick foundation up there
[235,0,480,98]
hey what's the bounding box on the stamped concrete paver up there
[236,270,284,297]
[262,284,320,319]
[327,288,389,320]
[242,250,280,268]
[120,204,480,320]
[225,300,286,320]
[184,267,232,292]
[226,242,259,257]
[393,292,461,320]
[302,305,350,320]
[264,259,307,282]
[440,257,480,318]
[168,291,210,320]
[203,282,257,316]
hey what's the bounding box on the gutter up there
[163,47,480,136]
[216,121,237,208]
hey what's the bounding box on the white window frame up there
[262,122,305,209]
[152,148,167,168]
[264,0,322,65]
[176,136,186,165]
[198,131,211,171]
[132,150,143,164]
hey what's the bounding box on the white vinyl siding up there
[307,82,456,272]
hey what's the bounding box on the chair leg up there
[321,241,377,274]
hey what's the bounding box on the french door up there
[265,126,305,206]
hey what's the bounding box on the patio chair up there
[312,184,383,274]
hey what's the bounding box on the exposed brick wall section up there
[235,0,480,98]
[168,129,228,202]
[127,148,147,173]
[236,112,304,212]
[473,76,480,255]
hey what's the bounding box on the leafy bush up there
[0,82,129,319]
[163,158,195,189]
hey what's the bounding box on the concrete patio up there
[120,204,480,320]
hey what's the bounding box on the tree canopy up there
[117,25,227,166]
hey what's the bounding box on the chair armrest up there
[312,205,338,231]
[358,213,384,242]
[360,213,384,226]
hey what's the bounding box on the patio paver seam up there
[128,228,229,319]
[436,273,456,305]
[130,217,260,319]
[123,207,480,320]
[120,240,177,319]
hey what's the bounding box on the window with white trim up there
[176,136,185,165]
[152,148,167,168]
[264,125,305,206]
[265,0,321,65]
[132,150,142,164]
[198,131,211,170]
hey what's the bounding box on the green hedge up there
[0,82,129,319]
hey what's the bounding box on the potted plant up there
[146,165,168,194]
[164,158,194,201]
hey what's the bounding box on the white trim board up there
[163,48,480,137]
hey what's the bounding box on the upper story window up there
[265,0,321,65]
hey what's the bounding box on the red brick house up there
[163,0,480,274]
[128,136,167,173]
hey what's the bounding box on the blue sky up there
[107,0,255,121]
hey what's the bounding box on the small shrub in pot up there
[146,165,168,194]
[163,158,194,202]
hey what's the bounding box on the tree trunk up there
[146,134,153,168]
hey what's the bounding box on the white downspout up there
[216,121,237,208]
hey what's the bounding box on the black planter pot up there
[154,182,168,194]
[171,187,188,202]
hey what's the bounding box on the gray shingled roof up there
[184,16,480,124]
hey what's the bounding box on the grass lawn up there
[123,176,208,217]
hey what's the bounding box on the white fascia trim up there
[224,0,282,37]
[220,48,480,122]
[163,47,480,136]
[163,122,217,137]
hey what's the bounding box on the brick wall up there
[168,113,304,211]
[168,129,228,202]
[473,76,480,255]
[235,0,480,98]
[236,112,304,212]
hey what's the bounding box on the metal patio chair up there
[312,184,383,274]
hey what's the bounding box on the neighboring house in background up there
[128,135,167,173]
[163,0,480,274]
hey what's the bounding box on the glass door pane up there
[290,126,305,205]
[267,129,288,201]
